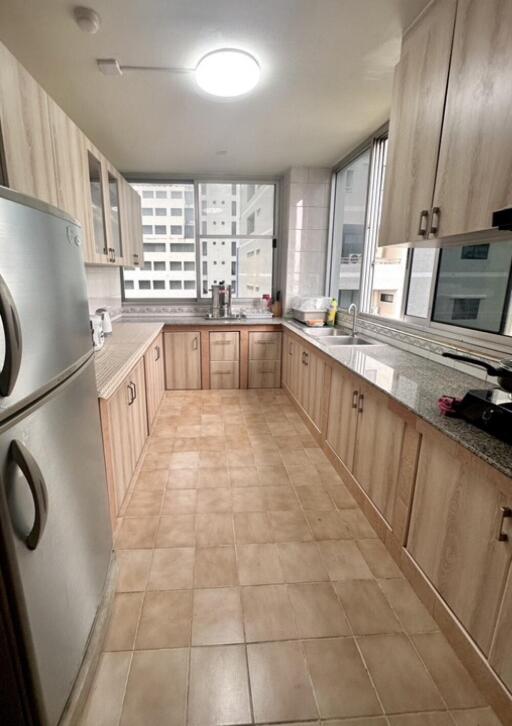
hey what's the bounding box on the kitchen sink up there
[321,335,376,346]
[304,327,350,336]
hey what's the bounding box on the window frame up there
[327,127,512,356]
[121,177,279,304]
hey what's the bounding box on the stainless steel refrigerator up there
[0,187,112,725]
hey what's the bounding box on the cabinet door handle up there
[192,337,199,350]
[132,381,137,400]
[127,383,134,406]
[154,345,160,361]
[288,342,293,355]
[429,206,441,236]
[417,209,429,237]
[303,352,309,367]
[352,390,359,409]
[357,393,364,413]
[496,506,512,541]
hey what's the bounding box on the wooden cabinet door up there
[119,177,143,268]
[249,332,282,360]
[300,347,325,431]
[164,332,201,390]
[352,384,408,525]
[104,375,135,515]
[144,334,165,431]
[490,561,512,692]
[378,0,456,246]
[432,0,512,238]
[282,333,300,399]
[210,361,239,389]
[407,433,512,654]
[105,164,124,264]
[248,359,281,389]
[325,365,360,471]
[128,358,148,466]
[210,332,239,361]
[84,140,110,264]
[0,42,58,206]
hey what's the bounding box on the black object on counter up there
[442,352,512,393]
[454,388,512,445]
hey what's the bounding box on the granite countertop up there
[95,322,163,399]
[284,321,512,479]
[120,315,283,326]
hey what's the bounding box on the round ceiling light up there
[195,49,260,97]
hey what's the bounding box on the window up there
[142,208,152,215]
[123,180,276,300]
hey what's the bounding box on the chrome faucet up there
[348,303,358,337]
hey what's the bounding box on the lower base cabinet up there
[144,333,165,430]
[210,360,239,389]
[164,331,201,390]
[100,358,147,524]
[248,359,281,388]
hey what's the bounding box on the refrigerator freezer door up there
[0,358,112,725]
[0,187,92,423]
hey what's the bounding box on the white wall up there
[279,167,331,312]
[85,265,122,316]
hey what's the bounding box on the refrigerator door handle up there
[0,273,23,397]
[9,440,48,550]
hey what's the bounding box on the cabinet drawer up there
[249,332,282,360]
[210,360,239,389]
[248,359,281,388]
[210,332,239,361]
[164,332,201,390]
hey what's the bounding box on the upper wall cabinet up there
[379,0,512,246]
[0,40,143,268]
[378,0,456,247]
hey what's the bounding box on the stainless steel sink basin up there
[321,336,376,346]
[304,327,350,337]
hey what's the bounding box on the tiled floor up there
[80,389,502,726]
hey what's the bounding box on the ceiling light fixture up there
[195,49,260,97]
[73,6,101,34]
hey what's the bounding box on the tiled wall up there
[85,265,123,318]
[279,167,331,312]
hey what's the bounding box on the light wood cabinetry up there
[432,0,512,238]
[248,332,281,388]
[0,42,58,206]
[99,358,148,524]
[144,333,165,431]
[210,361,239,389]
[325,364,360,471]
[490,563,512,693]
[210,332,239,361]
[209,332,239,389]
[407,431,512,655]
[378,0,456,246]
[164,332,202,390]
[282,333,325,432]
[282,333,302,399]
[120,178,143,268]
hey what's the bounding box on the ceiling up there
[0,0,429,177]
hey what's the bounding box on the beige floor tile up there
[334,579,402,635]
[322,719,386,726]
[257,464,290,486]
[337,509,377,539]
[197,467,230,488]
[277,542,329,583]
[147,547,195,590]
[324,482,358,508]
[357,538,402,577]
[225,435,252,450]
[168,451,200,469]
[378,578,438,634]
[287,465,322,486]
[140,453,172,474]
[201,424,225,437]
[265,485,299,510]
[247,640,318,723]
[412,631,486,709]
[237,543,284,585]
[192,587,244,645]
[80,652,132,726]
[199,449,227,468]
[176,424,201,438]
[280,448,311,468]
[156,514,196,547]
[358,633,445,714]
[304,637,382,719]
[135,590,193,649]
[196,487,232,512]
[125,490,163,517]
[227,449,256,467]
[188,645,251,726]
[242,584,298,641]
[320,541,374,581]
[307,511,354,540]
[161,489,197,514]
[194,546,238,587]
[248,433,277,448]
[171,437,201,451]
[229,466,260,487]
[166,469,199,489]
[198,435,226,450]
[120,648,188,726]
[269,510,313,542]
[234,512,273,543]
[315,462,342,484]
[104,593,144,651]
[253,449,285,466]
[233,486,267,512]
[296,485,334,510]
[116,549,153,592]
[134,467,168,491]
[288,582,350,638]
[115,517,159,549]
[304,447,331,466]
[388,713,453,725]
[450,708,502,726]
[195,512,234,546]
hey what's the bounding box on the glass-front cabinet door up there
[87,149,108,260]
[107,170,123,262]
